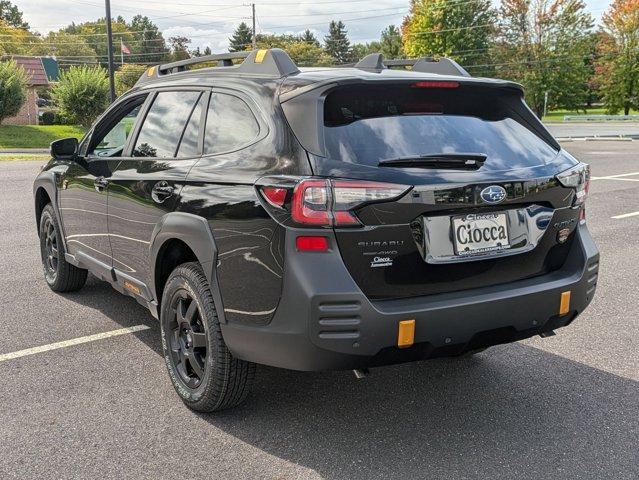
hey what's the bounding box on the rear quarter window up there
[204,93,260,155]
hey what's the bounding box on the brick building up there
[3,56,49,125]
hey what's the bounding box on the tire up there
[39,203,87,292]
[160,262,255,412]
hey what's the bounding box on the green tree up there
[402,0,494,67]
[168,36,191,61]
[380,25,403,59]
[130,15,169,64]
[286,41,333,66]
[229,22,253,52]
[62,19,137,69]
[494,0,594,117]
[300,29,320,47]
[0,59,27,124]
[203,46,212,55]
[350,42,382,62]
[30,31,97,64]
[115,63,147,96]
[0,1,28,29]
[0,20,41,55]
[53,66,110,128]
[324,20,351,64]
[595,0,639,115]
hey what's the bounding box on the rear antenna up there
[355,53,386,71]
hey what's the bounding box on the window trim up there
[124,86,209,160]
[201,87,268,158]
[84,92,151,159]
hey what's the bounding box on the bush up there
[53,66,110,128]
[40,110,56,125]
[0,59,29,125]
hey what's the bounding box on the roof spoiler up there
[353,53,471,77]
[136,48,300,85]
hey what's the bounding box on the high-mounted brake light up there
[290,178,410,227]
[411,81,459,89]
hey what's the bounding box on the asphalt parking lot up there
[0,141,637,480]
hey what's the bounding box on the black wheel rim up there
[42,216,59,279]
[168,290,208,388]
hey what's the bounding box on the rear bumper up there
[221,224,599,371]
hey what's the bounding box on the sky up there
[15,0,613,53]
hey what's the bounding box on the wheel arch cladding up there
[33,171,58,232]
[149,212,226,323]
[34,187,52,230]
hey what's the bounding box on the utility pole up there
[104,0,116,102]
[251,3,256,50]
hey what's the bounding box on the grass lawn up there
[543,108,639,123]
[0,125,86,149]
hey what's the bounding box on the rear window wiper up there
[378,153,487,170]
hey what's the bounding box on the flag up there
[120,42,131,54]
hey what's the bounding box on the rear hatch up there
[280,79,582,300]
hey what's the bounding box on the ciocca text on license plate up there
[452,212,510,256]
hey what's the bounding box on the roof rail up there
[137,48,300,85]
[352,53,471,77]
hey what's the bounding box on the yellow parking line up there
[0,325,150,362]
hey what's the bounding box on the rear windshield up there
[323,84,558,170]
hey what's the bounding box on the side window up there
[133,91,201,158]
[88,99,145,157]
[204,93,260,155]
[176,94,206,158]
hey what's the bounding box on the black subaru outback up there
[33,49,598,411]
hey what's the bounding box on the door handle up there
[94,176,108,192]
[151,181,174,203]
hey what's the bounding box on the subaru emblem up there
[480,185,507,204]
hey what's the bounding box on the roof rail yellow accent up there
[255,49,267,64]
[147,66,157,77]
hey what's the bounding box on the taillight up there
[266,178,410,227]
[557,163,590,206]
[261,187,288,207]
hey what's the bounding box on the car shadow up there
[65,275,638,480]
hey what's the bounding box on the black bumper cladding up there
[220,224,599,371]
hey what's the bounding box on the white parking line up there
[0,325,150,363]
[592,171,639,181]
[612,211,639,220]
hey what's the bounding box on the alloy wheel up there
[168,291,208,388]
[42,216,59,279]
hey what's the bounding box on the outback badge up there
[480,185,507,204]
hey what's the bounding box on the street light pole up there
[105,0,116,102]
[251,3,256,50]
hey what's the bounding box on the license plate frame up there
[452,212,510,257]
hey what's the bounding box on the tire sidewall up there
[160,271,217,405]
[39,206,59,286]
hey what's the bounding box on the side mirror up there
[50,138,78,160]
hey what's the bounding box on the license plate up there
[452,212,510,256]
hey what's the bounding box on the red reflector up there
[411,81,459,89]
[261,187,288,207]
[296,236,329,252]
